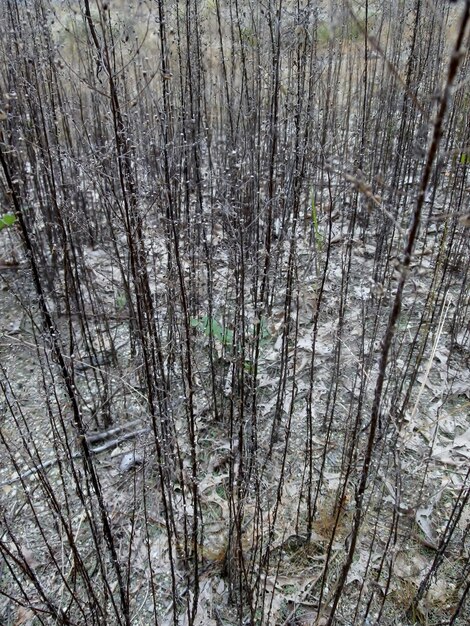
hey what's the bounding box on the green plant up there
[191,315,271,352]
[191,315,234,347]
[310,190,323,252]
[316,22,331,45]
[239,26,257,48]
[255,317,271,347]
[115,292,127,311]
[0,213,16,231]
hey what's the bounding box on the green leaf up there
[0,213,16,230]
[115,293,127,310]
[310,190,323,251]
[191,315,234,347]
[254,317,271,346]
[222,327,234,346]
[191,315,272,352]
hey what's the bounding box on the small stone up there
[119,452,143,472]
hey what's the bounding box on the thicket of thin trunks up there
[0,1,469,625]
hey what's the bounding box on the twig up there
[85,419,142,443]
[87,428,150,454]
[0,427,150,487]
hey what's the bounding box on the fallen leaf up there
[393,551,428,584]
[415,499,439,549]
[15,607,35,626]
[426,578,456,608]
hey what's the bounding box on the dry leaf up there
[415,499,439,549]
[347,549,380,585]
[15,607,35,626]
[433,427,470,465]
[393,551,428,584]
[427,578,456,608]
[11,544,40,570]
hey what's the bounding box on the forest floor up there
[1,196,469,625]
